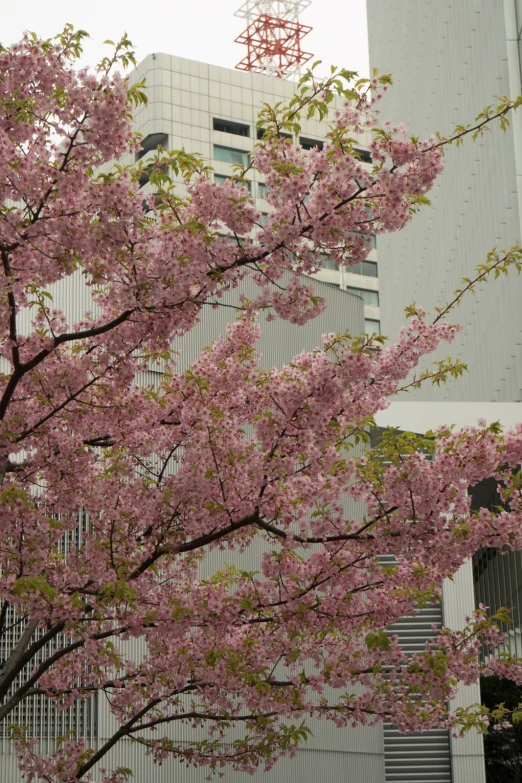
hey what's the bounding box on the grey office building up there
[367,0,522,403]
[368,3,522,781]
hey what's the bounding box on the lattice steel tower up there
[234,0,313,78]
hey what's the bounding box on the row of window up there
[136,130,371,170]
[212,118,372,162]
[213,119,293,142]
[322,258,378,278]
[136,136,372,200]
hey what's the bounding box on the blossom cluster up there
[0,29,521,783]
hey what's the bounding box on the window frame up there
[213,118,250,138]
[214,145,250,167]
[300,137,324,151]
[347,287,380,307]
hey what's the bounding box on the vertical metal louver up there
[0,512,96,748]
[384,605,452,783]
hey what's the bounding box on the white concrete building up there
[131,51,381,336]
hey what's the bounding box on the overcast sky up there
[1,0,369,78]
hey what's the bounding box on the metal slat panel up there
[384,604,452,783]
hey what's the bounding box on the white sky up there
[0,0,369,79]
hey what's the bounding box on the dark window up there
[213,119,250,137]
[300,137,324,151]
[354,147,372,164]
[142,193,163,213]
[362,260,378,277]
[136,133,168,161]
[139,167,151,189]
[139,160,169,189]
[257,127,292,140]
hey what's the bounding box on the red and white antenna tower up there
[234,1,313,79]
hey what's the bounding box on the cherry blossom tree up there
[1,26,522,783]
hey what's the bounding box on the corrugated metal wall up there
[0,513,96,757]
[367,0,522,403]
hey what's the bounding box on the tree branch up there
[0,308,134,421]
[0,625,125,723]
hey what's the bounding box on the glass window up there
[213,119,250,137]
[345,261,378,277]
[258,182,269,199]
[362,260,378,277]
[300,137,324,151]
[318,253,337,271]
[260,213,270,226]
[365,319,381,335]
[214,146,250,166]
[347,287,379,307]
[214,173,251,194]
[353,147,372,164]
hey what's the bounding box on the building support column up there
[442,560,486,783]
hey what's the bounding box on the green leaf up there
[365,630,390,651]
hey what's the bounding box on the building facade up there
[131,51,381,336]
[368,3,522,781]
[367,0,522,403]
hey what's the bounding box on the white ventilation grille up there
[384,605,452,783]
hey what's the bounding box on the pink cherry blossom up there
[1,27,522,783]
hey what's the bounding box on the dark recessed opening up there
[213,119,250,137]
[136,133,169,161]
[300,137,324,151]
